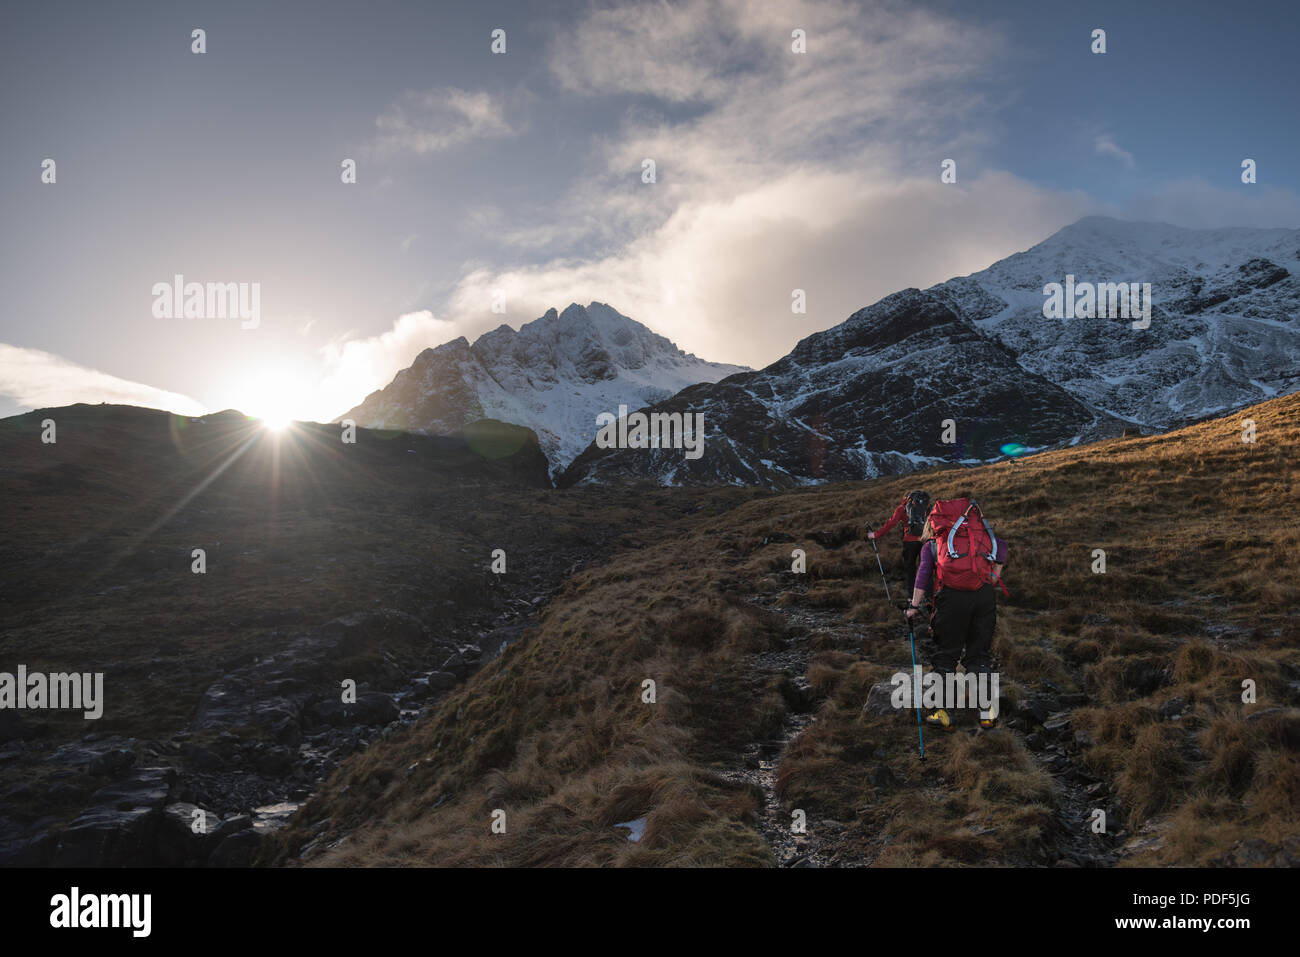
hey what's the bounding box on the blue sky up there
[2,0,1297,422]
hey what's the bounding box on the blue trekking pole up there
[901,602,925,761]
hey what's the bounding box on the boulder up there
[207,828,263,868]
[52,768,172,867]
[0,817,56,866]
[321,609,427,659]
[156,802,223,866]
[425,670,459,693]
[439,649,472,680]
[191,678,254,731]
[863,680,900,716]
[254,745,295,777]
[183,744,225,771]
[252,802,300,833]
[50,738,136,776]
[1043,712,1072,734]
[87,766,172,811]
[1016,695,1059,725]
[308,692,399,728]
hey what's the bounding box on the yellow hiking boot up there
[925,709,954,732]
[979,699,999,729]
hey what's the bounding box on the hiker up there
[905,519,940,643]
[867,490,930,594]
[904,491,1007,730]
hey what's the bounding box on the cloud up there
[400,233,420,253]
[435,0,1091,368]
[0,344,207,416]
[1117,177,1300,229]
[529,0,1005,251]
[325,0,1300,410]
[316,310,468,419]
[1095,134,1136,169]
[444,170,1097,368]
[368,88,516,158]
[550,0,754,103]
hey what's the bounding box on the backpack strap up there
[944,516,966,558]
[946,502,1000,564]
[991,566,1010,597]
[945,501,978,558]
[978,515,998,562]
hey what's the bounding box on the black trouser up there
[929,584,997,677]
[901,540,921,594]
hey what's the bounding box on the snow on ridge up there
[927,219,1300,429]
[341,301,748,476]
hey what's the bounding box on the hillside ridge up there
[271,389,1300,867]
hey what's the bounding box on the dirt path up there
[1022,693,1124,864]
[722,581,1125,867]
[715,586,869,867]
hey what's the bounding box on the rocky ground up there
[0,403,760,866]
[0,588,553,866]
[713,582,1125,868]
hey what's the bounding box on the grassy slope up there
[273,391,1300,867]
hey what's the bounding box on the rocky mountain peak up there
[339,303,748,477]
[562,217,1300,487]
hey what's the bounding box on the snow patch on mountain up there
[339,302,748,475]
[933,216,1300,428]
[562,217,1300,488]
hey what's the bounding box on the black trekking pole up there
[897,600,925,761]
[866,528,893,604]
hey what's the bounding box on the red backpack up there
[927,498,1009,596]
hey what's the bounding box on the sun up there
[236,372,306,432]
[253,394,297,431]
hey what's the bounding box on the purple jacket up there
[914,537,1007,596]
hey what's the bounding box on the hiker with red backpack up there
[867,490,930,595]
[904,491,1008,730]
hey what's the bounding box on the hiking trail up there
[716,583,872,867]
[724,562,1131,867]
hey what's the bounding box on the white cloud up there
[324,0,1300,412]
[436,0,1086,368]
[550,0,753,103]
[0,343,207,416]
[1118,177,1300,229]
[1095,134,1136,169]
[316,310,468,419]
[369,88,516,158]
[530,0,1005,251]
[445,170,1097,368]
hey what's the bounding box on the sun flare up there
[236,371,309,433]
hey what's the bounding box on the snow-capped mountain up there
[559,289,1120,487]
[560,217,1300,487]
[933,216,1300,427]
[338,302,748,475]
